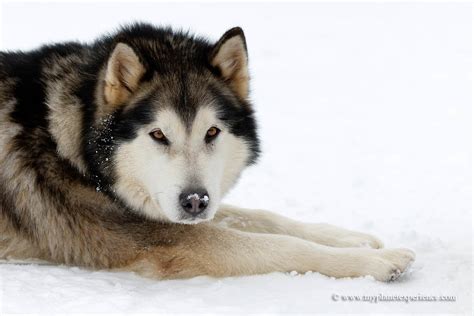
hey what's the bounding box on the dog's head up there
[86,25,259,224]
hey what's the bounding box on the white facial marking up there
[113,106,250,223]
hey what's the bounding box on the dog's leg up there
[214,204,383,248]
[127,223,413,281]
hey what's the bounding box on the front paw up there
[362,248,416,282]
[304,223,384,249]
[338,232,384,249]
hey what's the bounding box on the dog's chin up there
[167,209,216,225]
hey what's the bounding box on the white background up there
[0,1,472,314]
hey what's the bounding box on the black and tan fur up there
[0,23,415,281]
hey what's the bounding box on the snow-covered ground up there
[1,2,472,314]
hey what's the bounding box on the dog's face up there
[112,104,253,223]
[86,26,259,223]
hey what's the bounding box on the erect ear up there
[210,27,249,100]
[104,43,145,106]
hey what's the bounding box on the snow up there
[186,193,200,200]
[1,2,472,314]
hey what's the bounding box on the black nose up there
[179,188,209,216]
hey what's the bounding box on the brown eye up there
[149,129,169,145]
[205,127,220,143]
[207,127,218,137]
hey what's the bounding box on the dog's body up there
[0,24,414,281]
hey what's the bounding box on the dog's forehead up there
[149,71,217,126]
[154,105,219,136]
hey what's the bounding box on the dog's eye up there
[149,129,169,145]
[205,127,220,143]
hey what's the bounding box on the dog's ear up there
[104,43,145,106]
[210,27,249,100]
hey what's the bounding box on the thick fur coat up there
[0,23,414,281]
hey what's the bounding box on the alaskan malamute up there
[0,23,414,281]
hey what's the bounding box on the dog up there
[0,23,415,281]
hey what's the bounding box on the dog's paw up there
[338,233,384,249]
[363,248,415,282]
[303,223,384,249]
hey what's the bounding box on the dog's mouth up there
[173,205,217,225]
[175,206,215,224]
